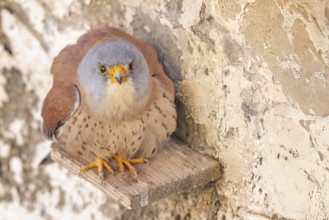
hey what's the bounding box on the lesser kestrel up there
[41,27,177,179]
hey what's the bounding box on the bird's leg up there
[79,157,113,180]
[113,153,147,176]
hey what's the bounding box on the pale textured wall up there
[0,0,329,219]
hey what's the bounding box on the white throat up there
[90,80,136,120]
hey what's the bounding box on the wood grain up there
[50,139,221,209]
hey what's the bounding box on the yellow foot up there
[113,153,147,176]
[79,157,113,180]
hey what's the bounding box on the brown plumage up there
[41,27,176,177]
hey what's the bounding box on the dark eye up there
[99,65,107,74]
[128,62,134,71]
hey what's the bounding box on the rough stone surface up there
[0,0,328,219]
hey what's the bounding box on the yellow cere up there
[99,65,129,84]
[109,65,128,84]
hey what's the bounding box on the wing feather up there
[41,85,80,139]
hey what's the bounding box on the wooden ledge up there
[50,139,221,209]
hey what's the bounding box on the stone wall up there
[0,0,328,219]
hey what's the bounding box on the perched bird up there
[41,27,176,179]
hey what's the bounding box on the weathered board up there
[50,139,221,209]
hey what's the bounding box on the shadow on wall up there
[131,9,182,83]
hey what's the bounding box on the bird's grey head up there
[78,40,151,118]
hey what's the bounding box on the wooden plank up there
[50,139,221,209]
